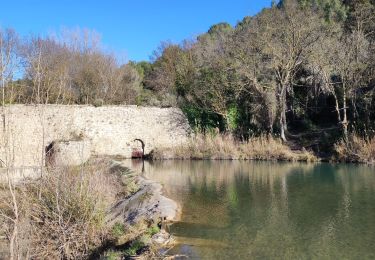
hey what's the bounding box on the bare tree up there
[311,6,371,140]
[0,28,19,107]
[21,29,142,105]
[233,2,328,140]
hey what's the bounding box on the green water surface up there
[141,161,375,259]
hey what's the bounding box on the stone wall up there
[0,105,190,168]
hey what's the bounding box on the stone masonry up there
[0,105,190,169]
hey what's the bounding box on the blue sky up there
[1,0,271,62]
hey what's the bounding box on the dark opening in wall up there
[45,141,55,166]
[132,139,145,158]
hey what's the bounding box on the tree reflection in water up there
[134,160,375,259]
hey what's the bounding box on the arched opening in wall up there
[132,139,145,159]
[45,142,55,167]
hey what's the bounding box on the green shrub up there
[146,224,160,236]
[123,240,145,256]
[111,222,126,238]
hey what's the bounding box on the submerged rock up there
[152,230,173,246]
[107,161,181,226]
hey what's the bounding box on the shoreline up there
[105,160,181,258]
[109,160,181,223]
[149,156,375,165]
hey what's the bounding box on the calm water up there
[136,160,375,259]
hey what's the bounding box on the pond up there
[135,160,375,259]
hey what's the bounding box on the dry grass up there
[0,159,169,259]
[335,134,375,164]
[26,161,118,259]
[0,159,123,259]
[154,133,316,162]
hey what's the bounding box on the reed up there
[335,133,375,164]
[154,133,316,162]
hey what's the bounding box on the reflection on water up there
[132,160,375,259]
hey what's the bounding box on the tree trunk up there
[332,92,342,123]
[280,116,286,141]
[333,89,349,141]
[342,89,349,141]
[278,85,288,142]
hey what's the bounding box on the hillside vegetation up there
[1,0,375,162]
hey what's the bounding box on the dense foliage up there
[144,0,375,148]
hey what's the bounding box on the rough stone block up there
[50,140,91,166]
